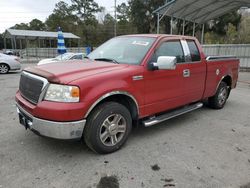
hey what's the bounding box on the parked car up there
[4,50,20,57]
[16,34,239,154]
[4,50,14,56]
[37,53,86,65]
[0,53,21,74]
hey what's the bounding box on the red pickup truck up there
[16,34,239,154]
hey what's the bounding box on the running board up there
[143,103,203,127]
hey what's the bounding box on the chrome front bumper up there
[16,104,86,140]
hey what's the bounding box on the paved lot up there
[0,64,250,188]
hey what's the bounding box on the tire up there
[208,81,229,109]
[0,63,9,74]
[84,102,132,154]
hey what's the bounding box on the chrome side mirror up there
[154,56,177,70]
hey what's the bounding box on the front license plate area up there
[17,108,32,130]
[19,113,29,129]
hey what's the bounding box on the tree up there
[29,19,46,31]
[71,0,102,23]
[71,0,103,45]
[238,14,250,43]
[117,3,129,23]
[226,23,238,44]
[128,0,170,34]
[10,23,29,30]
[10,19,45,31]
[0,34,4,49]
[209,11,241,35]
[46,1,78,32]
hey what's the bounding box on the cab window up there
[187,40,201,62]
[151,41,185,63]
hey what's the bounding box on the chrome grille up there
[19,72,48,104]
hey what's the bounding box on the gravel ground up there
[0,64,249,188]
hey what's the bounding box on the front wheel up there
[84,102,132,154]
[208,81,229,109]
[0,64,9,74]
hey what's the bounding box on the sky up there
[0,0,127,33]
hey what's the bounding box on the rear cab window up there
[187,40,201,62]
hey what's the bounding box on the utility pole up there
[114,0,117,37]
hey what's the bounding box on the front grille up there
[19,72,47,104]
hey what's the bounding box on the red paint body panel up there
[203,59,239,98]
[15,34,240,123]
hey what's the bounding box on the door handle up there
[183,69,190,77]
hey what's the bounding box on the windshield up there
[55,53,73,60]
[88,37,156,65]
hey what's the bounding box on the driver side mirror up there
[153,56,177,70]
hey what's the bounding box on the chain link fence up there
[21,47,87,58]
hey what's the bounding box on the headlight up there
[44,84,80,102]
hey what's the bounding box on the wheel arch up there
[0,62,10,69]
[222,75,232,88]
[216,75,232,91]
[84,91,139,120]
[215,75,232,98]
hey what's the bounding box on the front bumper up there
[10,63,21,71]
[16,103,86,140]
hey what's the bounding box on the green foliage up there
[71,0,102,22]
[0,33,3,49]
[226,23,238,44]
[10,19,46,31]
[29,19,46,31]
[209,11,241,35]
[128,0,171,34]
[11,23,30,30]
[117,3,130,23]
[46,1,78,32]
[5,0,249,46]
[238,14,250,43]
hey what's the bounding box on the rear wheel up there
[0,64,9,74]
[208,81,229,109]
[84,102,132,154]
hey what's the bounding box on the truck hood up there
[25,60,129,84]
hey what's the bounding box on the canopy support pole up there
[14,37,17,49]
[11,38,14,50]
[192,22,196,36]
[201,24,205,44]
[25,37,28,61]
[114,0,117,37]
[78,39,80,53]
[20,39,22,49]
[156,3,174,34]
[170,16,173,35]
[38,37,40,48]
[4,37,6,50]
[157,13,160,34]
[182,19,185,35]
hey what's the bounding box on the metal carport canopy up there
[3,29,81,50]
[153,0,250,24]
[4,29,80,39]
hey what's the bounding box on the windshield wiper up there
[94,58,119,64]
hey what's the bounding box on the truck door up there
[182,40,206,102]
[143,39,187,116]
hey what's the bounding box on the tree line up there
[0,0,250,49]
